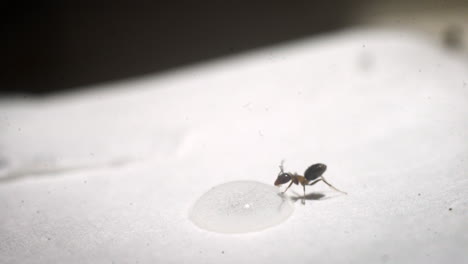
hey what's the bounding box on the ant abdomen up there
[304,163,327,181]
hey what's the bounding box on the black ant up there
[274,160,347,203]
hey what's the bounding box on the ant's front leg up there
[282,181,294,194]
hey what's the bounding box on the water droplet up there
[189,181,294,233]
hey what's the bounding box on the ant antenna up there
[279,160,285,173]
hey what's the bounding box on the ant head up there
[274,173,292,186]
[304,163,327,181]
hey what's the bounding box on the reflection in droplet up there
[189,181,294,233]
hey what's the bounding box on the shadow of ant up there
[277,191,334,210]
[290,192,325,201]
[288,190,342,204]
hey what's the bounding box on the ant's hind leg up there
[282,181,294,194]
[307,178,322,186]
[321,177,347,194]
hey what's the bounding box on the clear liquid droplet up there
[189,181,294,233]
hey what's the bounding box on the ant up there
[274,160,347,203]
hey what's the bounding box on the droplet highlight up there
[189,181,294,233]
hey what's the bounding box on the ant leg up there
[321,176,347,194]
[307,178,322,186]
[302,185,306,204]
[282,181,294,194]
[304,179,322,203]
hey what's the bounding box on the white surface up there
[1,28,467,263]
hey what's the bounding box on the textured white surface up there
[1,29,467,263]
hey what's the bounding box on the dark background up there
[2,0,467,95]
[1,0,352,94]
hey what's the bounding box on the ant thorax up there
[292,176,299,185]
[294,175,309,186]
